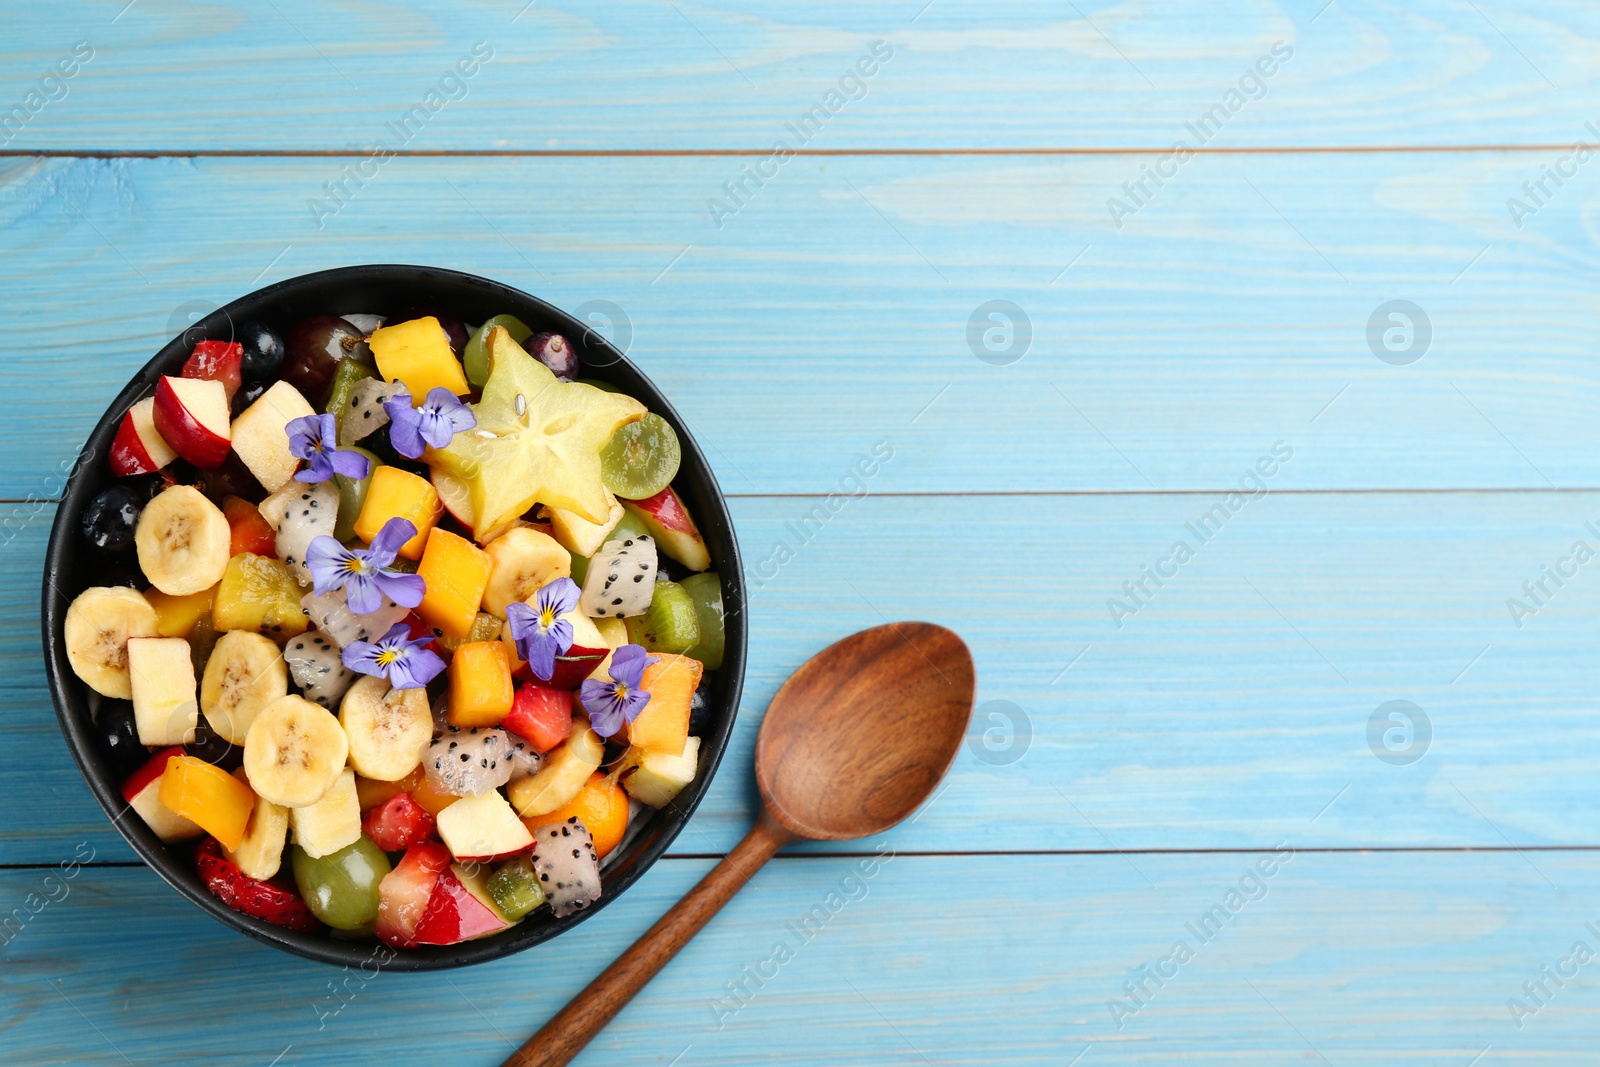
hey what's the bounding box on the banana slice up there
[201,631,289,745]
[226,767,288,880]
[481,527,571,617]
[289,768,361,859]
[339,675,431,782]
[243,695,349,807]
[64,586,160,698]
[136,485,231,595]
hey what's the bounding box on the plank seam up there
[0,146,1588,158]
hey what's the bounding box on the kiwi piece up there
[625,580,700,655]
[679,572,725,670]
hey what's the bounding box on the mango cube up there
[369,316,470,400]
[211,554,309,640]
[146,584,218,637]
[627,654,702,754]
[354,466,441,559]
[448,641,515,727]
[159,754,256,850]
[416,527,492,638]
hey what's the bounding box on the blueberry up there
[238,321,286,381]
[187,718,241,771]
[81,484,144,551]
[689,675,713,735]
[97,701,148,778]
[232,377,269,416]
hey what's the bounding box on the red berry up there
[361,792,438,852]
[182,340,244,403]
[503,684,574,753]
[193,839,321,932]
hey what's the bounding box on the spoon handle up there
[502,810,795,1067]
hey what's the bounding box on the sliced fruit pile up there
[69,308,726,946]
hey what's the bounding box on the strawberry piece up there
[193,838,321,932]
[222,495,276,556]
[376,841,452,948]
[183,340,244,403]
[361,792,437,852]
[411,864,505,945]
[502,683,573,753]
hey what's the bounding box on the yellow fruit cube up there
[415,528,492,639]
[354,466,441,559]
[159,755,256,851]
[448,641,514,727]
[146,584,218,637]
[211,554,309,640]
[369,317,470,401]
[627,654,702,754]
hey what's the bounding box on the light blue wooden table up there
[6,2,1600,1062]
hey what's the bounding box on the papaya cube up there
[211,554,308,640]
[159,754,257,850]
[416,528,492,639]
[627,654,702,755]
[354,466,441,559]
[369,317,470,401]
[448,641,515,727]
[146,584,218,638]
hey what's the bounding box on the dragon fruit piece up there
[503,731,543,782]
[532,818,601,918]
[301,587,409,649]
[425,726,514,797]
[338,377,404,446]
[276,481,339,586]
[283,631,357,710]
[578,535,657,618]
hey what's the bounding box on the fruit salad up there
[67,308,725,946]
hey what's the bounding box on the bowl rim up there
[40,264,745,969]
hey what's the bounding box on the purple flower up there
[384,386,476,459]
[580,644,657,739]
[306,517,426,615]
[288,413,371,484]
[342,622,446,690]
[505,577,581,682]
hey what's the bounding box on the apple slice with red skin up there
[410,862,509,945]
[194,838,321,932]
[361,792,437,852]
[121,746,203,842]
[503,683,574,753]
[109,398,178,476]
[525,645,608,690]
[622,486,710,572]
[153,376,232,469]
[376,841,452,948]
[182,340,244,404]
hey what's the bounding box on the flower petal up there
[391,644,446,690]
[580,680,626,738]
[328,448,371,480]
[367,517,418,563]
[388,411,427,459]
[608,644,654,690]
[538,577,582,619]
[372,569,426,609]
[417,409,457,450]
[505,601,538,642]
[343,573,382,616]
[341,638,386,678]
[524,630,559,682]
[305,536,355,597]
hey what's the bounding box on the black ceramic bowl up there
[41,265,744,969]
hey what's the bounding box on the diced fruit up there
[158,754,256,850]
[628,654,702,755]
[291,836,391,932]
[624,579,700,655]
[526,332,579,380]
[153,376,232,469]
[623,736,702,808]
[448,641,514,728]
[223,495,277,556]
[283,315,369,407]
[502,684,573,753]
[128,636,198,746]
[369,316,471,401]
[362,792,437,852]
[436,789,534,861]
[502,607,608,689]
[227,767,289,880]
[601,412,681,500]
[484,856,546,921]
[229,380,317,492]
[182,340,244,403]
[430,466,477,535]
[339,675,432,781]
[337,377,402,446]
[200,629,288,745]
[578,535,657,619]
[623,486,711,572]
[196,838,320,931]
[332,446,379,540]
[437,611,503,654]
[97,700,146,778]
[323,356,374,423]
[415,527,492,639]
[275,481,339,586]
[508,719,604,817]
[121,746,203,841]
[256,482,296,529]
[82,484,145,552]
[463,314,532,388]
[356,766,423,812]
[136,485,231,595]
[594,616,628,649]
[289,767,362,858]
[679,572,725,670]
[480,528,570,618]
[238,321,286,381]
[109,397,177,476]
[546,491,624,560]
[243,694,349,807]
[300,586,408,649]
[410,772,461,816]
[212,553,309,640]
[530,819,601,918]
[411,863,509,945]
[424,726,514,797]
[64,586,160,698]
[521,772,628,858]
[376,840,451,947]
[429,326,646,535]
[354,466,440,560]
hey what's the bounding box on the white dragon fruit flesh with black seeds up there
[503,731,543,782]
[578,535,657,618]
[339,377,404,446]
[425,726,514,797]
[276,481,338,586]
[533,818,602,918]
[301,587,409,649]
[283,632,356,710]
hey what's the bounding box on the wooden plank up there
[2,151,1599,499]
[5,1,1600,151]
[11,488,1600,863]
[1,851,1595,1064]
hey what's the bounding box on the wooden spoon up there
[502,622,975,1067]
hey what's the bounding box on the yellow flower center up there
[376,648,401,667]
[539,606,558,628]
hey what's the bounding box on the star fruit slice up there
[428,327,645,537]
